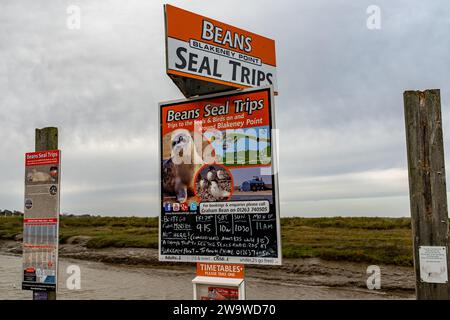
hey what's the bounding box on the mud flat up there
[0,240,414,300]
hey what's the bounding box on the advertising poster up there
[159,86,281,265]
[164,4,277,97]
[22,150,61,291]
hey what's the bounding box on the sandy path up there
[0,240,415,300]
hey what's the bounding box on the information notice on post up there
[22,150,61,292]
[419,246,449,284]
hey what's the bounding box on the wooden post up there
[33,127,58,301]
[404,89,450,299]
[35,127,58,152]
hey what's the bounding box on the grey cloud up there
[1,0,449,217]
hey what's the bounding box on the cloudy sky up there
[1,0,449,217]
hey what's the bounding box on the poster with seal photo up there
[22,150,61,292]
[159,86,281,265]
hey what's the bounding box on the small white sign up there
[419,246,448,284]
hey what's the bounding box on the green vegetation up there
[0,216,158,249]
[0,216,22,240]
[59,216,159,249]
[281,217,413,266]
[223,147,272,166]
[0,216,421,266]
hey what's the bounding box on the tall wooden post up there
[35,127,58,152]
[33,127,58,301]
[404,89,450,299]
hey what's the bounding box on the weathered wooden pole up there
[33,127,58,301]
[35,127,58,152]
[404,89,450,299]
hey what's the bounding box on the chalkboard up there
[159,87,281,265]
[161,210,279,264]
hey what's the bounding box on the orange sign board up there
[197,263,245,279]
[164,4,277,97]
[161,89,271,137]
